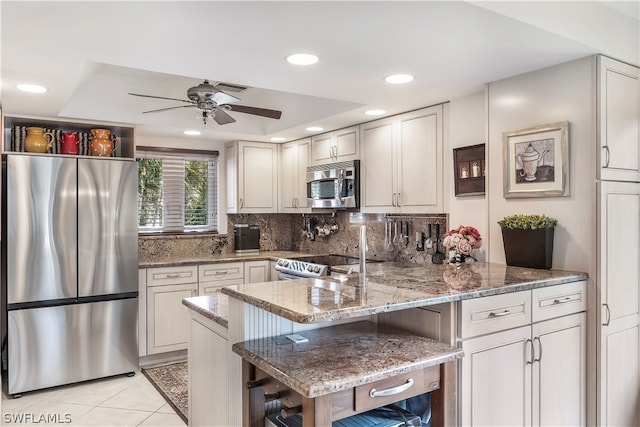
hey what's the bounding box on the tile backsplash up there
[139,212,448,264]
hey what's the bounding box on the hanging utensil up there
[403,221,410,246]
[426,223,433,249]
[431,223,445,264]
[392,220,401,246]
[384,219,394,251]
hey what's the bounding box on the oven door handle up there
[278,272,305,280]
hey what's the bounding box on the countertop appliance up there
[274,254,382,279]
[234,224,260,253]
[306,160,359,209]
[1,154,139,396]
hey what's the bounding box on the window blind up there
[137,148,218,233]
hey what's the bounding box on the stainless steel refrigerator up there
[1,154,138,395]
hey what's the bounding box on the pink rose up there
[457,240,473,255]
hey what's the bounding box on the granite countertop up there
[232,320,463,398]
[139,250,315,268]
[182,294,229,328]
[221,262,588,323]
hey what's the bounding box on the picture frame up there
[453,144,485,196]
[503,121,569,198]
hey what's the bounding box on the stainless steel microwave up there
[306,160,359,209]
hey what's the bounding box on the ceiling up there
[1,1,638,145]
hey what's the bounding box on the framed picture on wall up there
[453,144,485,196]
[503,121,569,198]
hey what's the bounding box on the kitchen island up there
[185,262,587,426]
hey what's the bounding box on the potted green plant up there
[497,214,558,269]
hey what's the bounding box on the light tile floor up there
[1,371,186,426]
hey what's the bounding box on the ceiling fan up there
[128,80,282,125]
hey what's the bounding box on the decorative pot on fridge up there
[90,128,120,157]
[24,127,54,153]
[60,131,81,155]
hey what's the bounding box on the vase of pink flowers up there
[442,225,482,264]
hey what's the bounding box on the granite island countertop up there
[221,262,588,323]
[232,320,464,398]
[182,294,229,328]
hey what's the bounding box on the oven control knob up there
[307,265,313,272]
[314,266,321,273]
[283,261,289,267]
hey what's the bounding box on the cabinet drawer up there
[532,281,586,323]
[354,365,440,413]
[460,290,531,339]
[147,265,197,286]
[199,263,244,283]
[199,279,242,297]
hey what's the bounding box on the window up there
[137,148,219,233]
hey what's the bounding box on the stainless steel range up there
[274,254,382,280]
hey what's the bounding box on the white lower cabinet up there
[198,262,244,296]
[460,281,586,427]
[146,265,198,355]
[188,315,229,426]
[244,260,270,283]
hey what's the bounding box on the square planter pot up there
[501,227,554,269]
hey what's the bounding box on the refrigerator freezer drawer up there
[8,298,138,395]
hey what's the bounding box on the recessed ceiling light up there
[385,74,414,84]
[306,126,324,132]
[16,83,47,93]
[270,137,286,142]
[365,109,386,116]
[286,53,319,65]
[183,130,201,136]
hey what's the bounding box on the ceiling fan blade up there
[211,91,240,105]
[142,105,196,114]
[213,109,236,125]
[129,92,193,104]
[227,104,282,119]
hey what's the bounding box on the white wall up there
[486,56,596,276]
[447,92,488,261]
[135,134,230,232]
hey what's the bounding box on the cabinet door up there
[597,181,640,425]
[598,56,640,182]
[280,142,297,211]
[189,318,229,426]
[360,118,396,212]
[335,126,359,161]
[147,283,196,354]
[311,133,334,165]
[601,322,640,426]
[138,269,147,357]
[532,312,586,426]
[244,260,270,283]
[225,141,238,213]
[461,326,531,427]
[598,181,640,323]
[280,139,310,212]
[397,106,443,213]
[296,139,310,209]
[238,142,278,212]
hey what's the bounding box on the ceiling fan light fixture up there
[306,126,324,132]
[365,109,386,116]
[184,130,201,136]
[287,53,319,65]
[17,83,47,93]
[385,74,414,84]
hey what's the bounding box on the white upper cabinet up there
[598,56,640,182]
[279,138,310,212]
[360,105,444,213]
[226,141,279,213]
[310,126,359,165]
